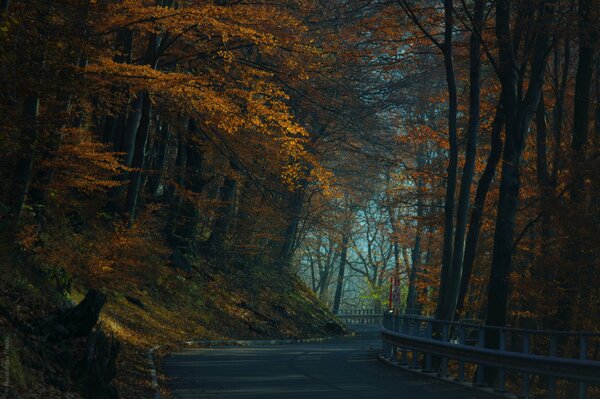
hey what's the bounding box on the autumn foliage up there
[1,2,600,395]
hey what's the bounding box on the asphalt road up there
[163,326,495,399]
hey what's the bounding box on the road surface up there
[163,326,495,399]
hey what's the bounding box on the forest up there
[0,0,599,398]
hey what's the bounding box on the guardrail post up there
[424,320,433,372]
[522,332,530,398]
[391,314,398,360]
[548,334,557,399]
[456,324,466,382]
[400,315,408,365]
[475,326,485,386]
[579,335,587,399]
[438,322,449,377]
[382,312,391,357]
[496,329,506,393]
[410,318,420,369]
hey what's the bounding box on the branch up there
[396,0,444,51]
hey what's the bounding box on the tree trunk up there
[207,176,237,253]
[445,0,484,321]
[165,130,189,247]
[332,230,350,314]
[405,146,425,311]
[484,0,552,383]
[120,94,144,167]
[318,249,333,302]
[125,91,152,223]
[147,121,172,197]
[455,109,504,320]
[279,187,305,267]
[169,122,207,250]
[435,0,459,321]
[560,0,597,331]
[11,95,39,224]
[571,0,596,204]
[108,94,144,209]
[121,29,162,217]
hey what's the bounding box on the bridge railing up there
[336,309,382,325]
[381,312,600,399]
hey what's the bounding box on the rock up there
[84,329,120,399]
[35,289,120,398]
[51,289,106,339]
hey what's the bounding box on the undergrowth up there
[0,206,343,398]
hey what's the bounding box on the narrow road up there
[163,326,495,399]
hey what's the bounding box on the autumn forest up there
[1,0,600,398]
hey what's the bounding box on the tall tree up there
[485,0,553,338]
[445,0,485,320]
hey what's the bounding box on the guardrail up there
[336,309,382,325]
[381,313,600,399]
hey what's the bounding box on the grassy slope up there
[0,211,343,398]
[103,258,344,398]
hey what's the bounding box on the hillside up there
[0,214,344,398]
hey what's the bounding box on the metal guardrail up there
[336,309,383,325]
[381,313,600,399]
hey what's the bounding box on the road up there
[163,326,496,399]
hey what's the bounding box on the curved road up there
[163,326,495,399]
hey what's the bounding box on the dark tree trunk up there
[317,243,335,301]
[455,109,504,320]
[536,92,551,187]
[108,94,144,210]
[406,192,423,311]
[207,176,237,253]
[279,187,305,267]
[436,0,459,321]
[120,94,144,167]
[571,0,596,203]
[147,121,172,197]
[551,39,570,186]
[484,0,552,383]
[125,91,152,223]
[406,234,421,312]
[165,131,189,246]
[536,91,559,320]
[169,122,207,250]
[332,230,350,314]
[445,0,485,321]
[11,95,39,224]
[560,0,597,331]
[406,149,425,311]
[114,31,161,214]
[102,113,127,148]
